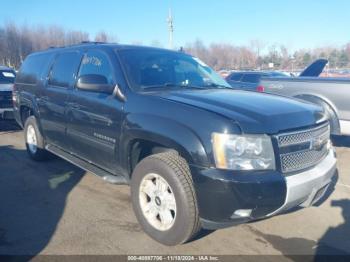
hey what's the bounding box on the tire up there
[131,151,201,246]
[24,116,50,161]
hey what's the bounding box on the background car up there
[0,66,16,119]
[225,71,289,91]
[225,59,328,92]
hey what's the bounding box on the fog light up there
[233,209,252,218]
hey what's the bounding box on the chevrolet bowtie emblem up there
[310,136,326,151]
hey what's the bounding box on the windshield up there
[0,70,16,84]
[117,48,231,91]
[269,71,290,77]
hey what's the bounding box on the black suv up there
[13,43,336,245]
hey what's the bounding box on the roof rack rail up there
[48,46,64,49]
[45,41,109,51]
[80,41,107,44]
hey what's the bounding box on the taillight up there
[256,85,265,92]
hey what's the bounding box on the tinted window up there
[49,52,81,87]
[241,74,261,83]
[0,70,16,84]
[17,53,53,84]
[269,72,290,77]
[78,50,114,85]
[117,49,230,91]
[229,73,243,81]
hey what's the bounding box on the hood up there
[157,89,326,134]
[0,83,13,92]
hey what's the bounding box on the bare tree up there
[250,39,266,68]
[94,31,117,43]
[0,22,349,71]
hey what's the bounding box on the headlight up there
[212,133,276,171]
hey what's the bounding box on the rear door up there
[66,49,124,173]
[39,51,83,148]
[239,73,262,91]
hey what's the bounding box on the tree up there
[302,52,312,67]
[0,21,349,71]
[250,39,266,68]
[94,31,117,43]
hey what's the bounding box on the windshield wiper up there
[204,83,232,89]
[141,83,209,90]
[141,83,179,90]
[141,82,231,91]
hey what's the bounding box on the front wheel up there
[131,151,201,246]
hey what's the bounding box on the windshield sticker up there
[2,72,15,78]
[82,56,102,67]
[193,57,209,67]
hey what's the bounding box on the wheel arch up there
[120,115,210,177]
[294,93,340,134]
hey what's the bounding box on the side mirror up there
[76,74,114,94]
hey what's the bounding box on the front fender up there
[120,113,210,173]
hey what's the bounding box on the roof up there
[31,42,182,56]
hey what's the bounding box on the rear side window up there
[49,52,82,88]
[241,74,261,83]
[16,54,52,85]
[0,70,16,84]
[229,73,243,81]
[78,50,114,85]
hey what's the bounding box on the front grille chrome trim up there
[275,122,330,174]
[276,122,330,148]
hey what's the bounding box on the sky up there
[1,0,350,52]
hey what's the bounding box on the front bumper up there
[339,120,350,136]
[191,149,337,229]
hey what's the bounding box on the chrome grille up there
[278,123,330,147]
[277,123,330,173]
[0,91,12,108]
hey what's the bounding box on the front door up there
[66,49,124,174]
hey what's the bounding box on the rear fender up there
[19,91,44,133]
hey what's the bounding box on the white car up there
[0,66,16,119]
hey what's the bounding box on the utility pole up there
[167,8,174,49]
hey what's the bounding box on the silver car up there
[260,77,350,136]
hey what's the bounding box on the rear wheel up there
[24,116,50,161]
[131,151,201,245]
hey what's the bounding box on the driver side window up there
[78,50,114,85]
